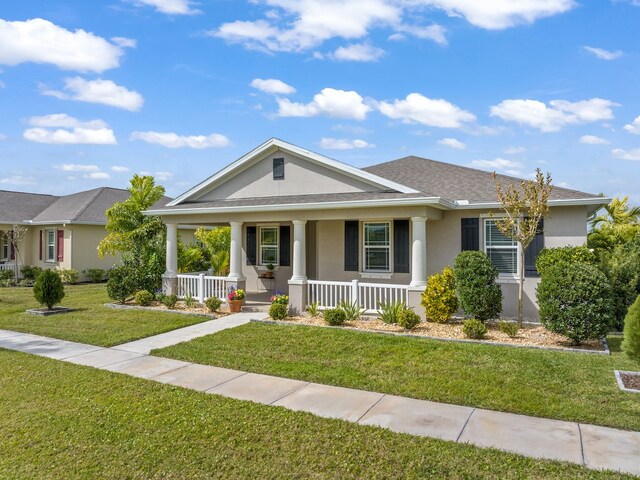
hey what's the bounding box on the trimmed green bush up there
[135,290,154,307]
[421,266,458,323]
[397,309,421,330]
[161,294,178,309]
[537,262,614,345]
[269,302,288,320]
[324,308,346,326]
[205,297,222,313]
[498,320,519,337]
[536,246,596,276]
[463,319,487,339]
[33,270,65,310]
[453,251,502,322]
[106,265,137,304]
[622,295,640,362]
[377,300,405,324]
[0,270,14,282]
[21,265,43,282]
[83,268,106,283]
[59,268,79,285]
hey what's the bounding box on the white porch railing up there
[0,263,20,277]
[307,279,409,313]
[177,274,227,303]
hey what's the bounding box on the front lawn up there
[154,322,640,431]
[0,284,208,346]
[0,349,630,479]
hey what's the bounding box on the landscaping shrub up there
[498,320,519,337]
[622,295,640,362]
[377,300,405,324]
[305,302,320,317]
[324,308,346,326]
[0,270,14,287]
[205,297,222,313]
[58,268,79,285]
[83,268,106,283]
[185,295,197,308]
[21,265,43,282]
[337,300,364,321]
[537,262,614,345]
[453,251,502,322]
[135,290,154,307]
[161,294,178,309]
[397,309,421,330]
[269,302,288,320]
[535,245,596,277]
[106,264,137,304]
[33,270,65,310]
[463,319,487,339]
[421,266,458,323]
[271,293,289,305]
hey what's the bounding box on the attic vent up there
[273,158,285,180]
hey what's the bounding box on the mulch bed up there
[117,300,231,317]
[620,373,640,390]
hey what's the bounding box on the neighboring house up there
[147,138,609,319]
[0,187,176,279]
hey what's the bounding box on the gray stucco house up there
[148,138,608,319]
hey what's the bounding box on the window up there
[484,219,517,275]
[46,229,56,262]
[259,226,278,265]
[363,222,390,272]
[1,233,8,261]
[273,158,284,180]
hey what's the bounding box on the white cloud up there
[24,113,116,145]
[580,135,609,145]
[84,171,111,180]
[0,133,6,141]
[250,78,296,95]
[130,131,230,149]
[154,171,174,181]
[319,138,374,149]
[490,98,619,132]
[438,137,466,149]
[379,93,476,128]
[111,37,137,48]
[332,43,385,62]
[131,0,200,15]
[624,116,640,135]
[0,18,124,73]
[41,77,144,111]
[612,148,640,161]
[583,46,622,60]
[0,175,36,185]
[471,158,524,176]
[111,165,131,172]
[503,146,526,154]
[277,88,372,120]
[56,164,100,172]
[393,24,447,44]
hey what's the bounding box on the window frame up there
[45,229,57,263]
[482,218,519,278]
[1,233,9,261]
[362,221,392,273]
[258,225,279,266]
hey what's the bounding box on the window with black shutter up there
[461,218,479,251]
[524,219,544,277]
[279,225,291,266]
[273,158,285,180]
[246,226,257,265]
[393,219,410,273]
[344,220,359,271]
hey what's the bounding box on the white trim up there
[456,197,611,209]
[483,218,519,277]
[45,228,57,263]
[258,224,279,266]
[167,138,420,207]
[363,221,392,273]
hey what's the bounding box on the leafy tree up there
[493,168,553,326]
[98,175,166,291]
[588,197,640,255]
[177,241,209,273]
[195,227,231,275]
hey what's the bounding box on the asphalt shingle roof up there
[0,190,58,223]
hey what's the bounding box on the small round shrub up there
[536,246,596,277]
[205,297,222,313]
[269,302,288,320]
[463,319,487,339]
[422,266,458,323]
[498,320,519,337]
[324,308,346,326]
[33,270,65,310]
[537,262,614,345]
[59,268,79,285]
[83,268,106,283]
[453,251,502,322]
[622,294,640,362]
[135,290,154,307]
[161,294,178,309]
[397,309,421,330]
[21,265,43,282]
[106,265,137,304]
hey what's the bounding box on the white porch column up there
[291,220,307,281]
[162,223,178,295]
[228,221,244,281]
[410,216,428,288]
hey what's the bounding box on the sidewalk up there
[0,327,638,476]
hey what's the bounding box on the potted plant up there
[265,263,275,278]
[227,287,246,313]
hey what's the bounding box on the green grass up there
[0,284,208,346]
[0,349,631,479]
[154,322,640,431]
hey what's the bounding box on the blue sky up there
[1,0,639,201]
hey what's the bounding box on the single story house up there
[147,138,609,319]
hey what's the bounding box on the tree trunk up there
[518,245,525,327]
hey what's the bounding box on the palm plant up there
[590,196,640,229]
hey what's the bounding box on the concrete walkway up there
[0,328,638,476]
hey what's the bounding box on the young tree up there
[7,225,28,284]
[493,168,553,326]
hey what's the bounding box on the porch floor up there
[243,291,273,313]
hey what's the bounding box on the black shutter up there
[461,218,480,251]
[246,226,257,265]
[524,219,544,277]
[344,220,359,272]
[273,158,285,180]
[279,225,291,266]
[393,219,410,273]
